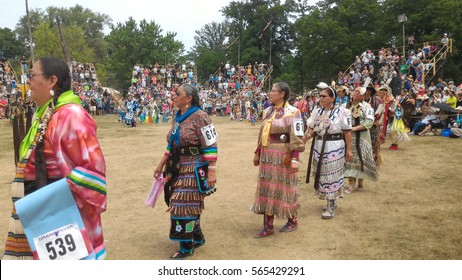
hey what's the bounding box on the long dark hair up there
[35,57,72,188]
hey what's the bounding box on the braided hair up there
[35,58,72,187]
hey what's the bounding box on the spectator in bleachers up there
[446,90,457,109]
[441,33,449,57]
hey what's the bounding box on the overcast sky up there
[2,0,319,51]
[1,0,236,50]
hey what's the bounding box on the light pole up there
[25,0,35,64]
[398,14,407,60]
[163,47,167,68]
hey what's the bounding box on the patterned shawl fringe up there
[315,186,344,200]
[259,148,290,166]
[371,126,382,167]
[3,144,35,260]
[396,131,411,143]
[374,151,383,168]
[255,186,298,203]
[345,138,379,181]
[259,170,298,184]
[313,156,345,173]
[2,255,33,260]
[250,203,299,219]
[6,217,24,235]
[344,162,379,181]
[259,148,297,183]
[313,168,345,185]
[11,181,25,200]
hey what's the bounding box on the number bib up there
[366,108,374,121]
[200,124,218,146]
[34,222,89,260]
[293,119,304,136]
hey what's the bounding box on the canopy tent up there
[102,87,121,102]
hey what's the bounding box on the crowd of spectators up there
[0,58,118,120]
[0,60,21,119]
[71,60,118,116]
[117,61,275,126]
[3,32,459,139]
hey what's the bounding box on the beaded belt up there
[316,133,343,141]
[178,146,202,156]
[269,133,290,143]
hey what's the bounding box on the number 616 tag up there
[200,124,218,146]
[34,222,89,260]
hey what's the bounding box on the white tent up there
[102,87,121,101]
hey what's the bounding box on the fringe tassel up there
[2,255,33,260]
[173,177,198,188]
[345,137,379,180]
[315,186,344,200]
[179,165,196,173]
[11,181,25,198]
[375,152,383,167]
[254,145,301,218]
[170,191,203,202]
[250,203,299,219]
[168,203,204,216]
[7,218,24,235]
[255,186,298,204]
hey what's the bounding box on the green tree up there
[218,0,295,89]
[104,18,185,90]
[190,21,229,81]
[32,22,95,63]
[15,5,110,62]
[0,28,26,61]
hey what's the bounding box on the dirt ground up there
[0,115,461,260]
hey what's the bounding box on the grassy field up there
[0,115,461,260]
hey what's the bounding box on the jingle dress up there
[163,107,217,246]
[344,101,379,181]
[307,106,352,199]
[251,103,305,218]
[368,95,384,167]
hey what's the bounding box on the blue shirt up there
[335,96,349,106]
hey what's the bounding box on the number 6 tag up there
[201,124,218,146]
[293,119,304,136]
[34,222,89,260]
[366,108,374,121]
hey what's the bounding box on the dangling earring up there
[49,89,55,96]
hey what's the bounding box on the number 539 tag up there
[34,222,89,260]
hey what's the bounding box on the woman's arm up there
[49,105,106,211]
[343,130,353,161]
[154,154,168,179]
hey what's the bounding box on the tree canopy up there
[103,18,185,89]
[0,28,26,61]
[5,0,461,92]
